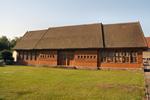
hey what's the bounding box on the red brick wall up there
[101,63,142,68]
[37,50,57,66]
[17,49,143,69]
[74,50,98,69]
[17,50,57,66]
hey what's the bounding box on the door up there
[58,51,74,66]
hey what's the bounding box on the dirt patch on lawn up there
[97,84,144,92]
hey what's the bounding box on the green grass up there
[0,66,145,100]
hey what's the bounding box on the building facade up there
[14,22,147,69]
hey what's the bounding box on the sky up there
[0,0,150,39]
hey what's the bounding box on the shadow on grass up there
[10,90,33,98]
[16,91,33,96]
[0,97,5,100]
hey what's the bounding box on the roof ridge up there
[103,21,139,26]
[28,29,48,32]
[48,23,102,29]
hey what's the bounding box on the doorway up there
[58,51,74,66]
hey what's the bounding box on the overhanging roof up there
[14,22,147,50]
[103,22,147,48]
[34,23,103,49]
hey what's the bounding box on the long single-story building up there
[14,22,147,69]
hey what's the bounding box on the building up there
[14,22,147,69]
[143,37,150,66]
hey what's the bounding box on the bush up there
[1,50,14,65]
[0,59,5,66]
[5,60,14,65]
[0,52,2,59]
[0,52,4,66]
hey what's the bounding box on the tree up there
[0,36,10,51]
[0,51,2,59]
[0,36,20,65]
[10,37,20,49]
[0,36,21,51]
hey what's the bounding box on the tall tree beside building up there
[0,36,21,64]
[0,36,10,51]
[0,36,20,51]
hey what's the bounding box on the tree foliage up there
[10,37,20,49]
[0,36,20,65]
[0,36,10,51]
[0,36,20,51]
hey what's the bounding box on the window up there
[87,56,89,59]
[102,57,107,62]
[93,56,96,59]
[101,51,115,63]
[90,56,92,59]
[30,52,32,60]
[70,54,74,60]
[101,50,138,64]
[23,51,26,60]
[124,52,130,63]
[108,52,114,63]
[31,52,35,60]
[78,56,80,59]
[19,51,25,60]
[22,51,24,60]
[26,52,28,60]
[101,51,106,62]
[130,52,137,63]
[19,51,22,59]
[40,54,42,58]
[34,52,37,61]
[115,51,122,63]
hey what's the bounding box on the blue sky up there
[0,0,150,39]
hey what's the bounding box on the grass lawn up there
[0,66,145,100]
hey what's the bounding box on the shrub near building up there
[1,50,14,65]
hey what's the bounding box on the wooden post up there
[66,54,67,66]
